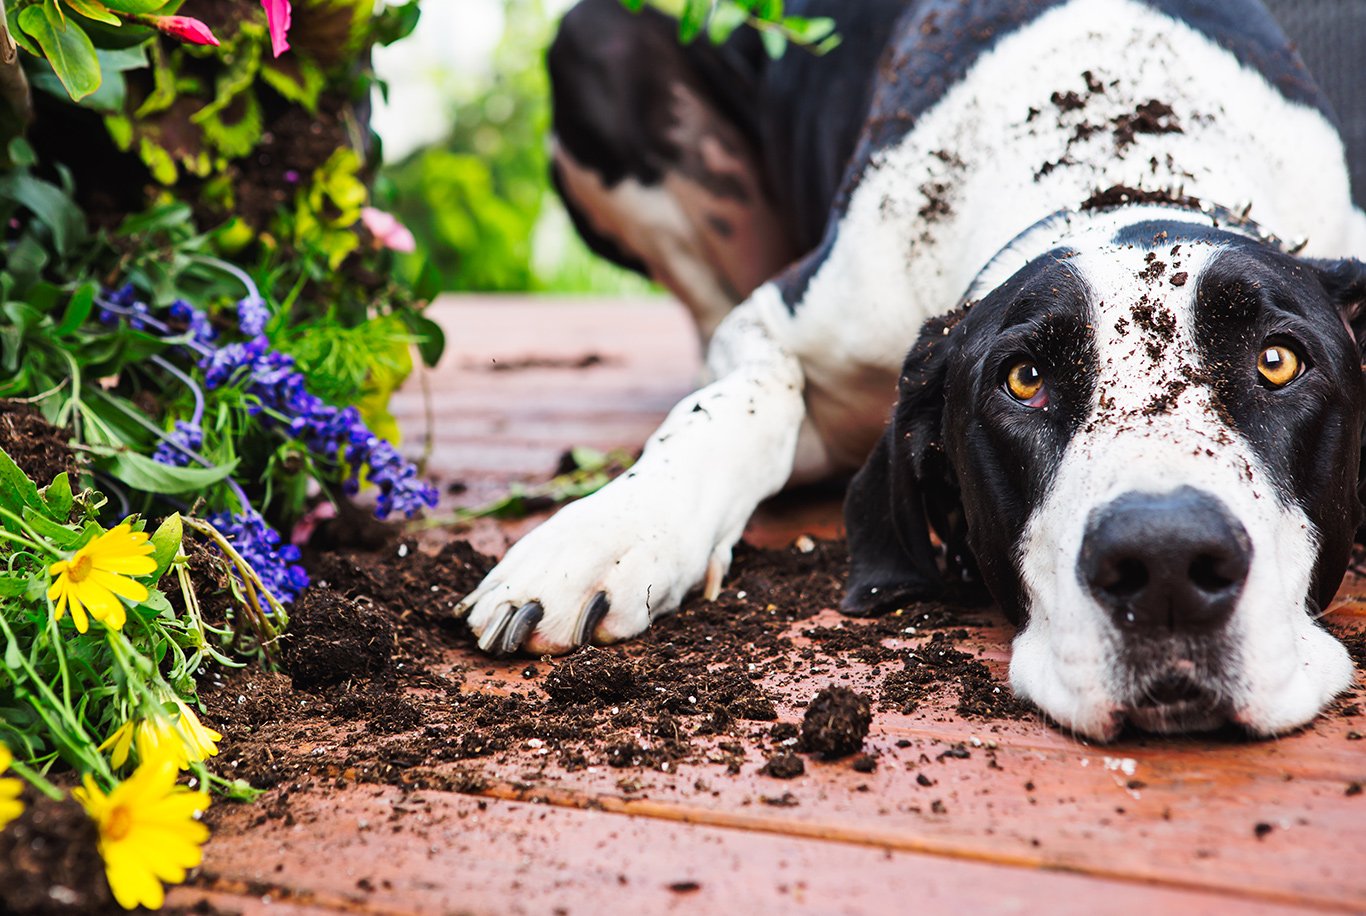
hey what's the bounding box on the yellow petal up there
[67,592,89,634]
[86,570,149,603]
[79,585,121,624]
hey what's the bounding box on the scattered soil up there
[0,401,77,486]
[801,688,873,759]
[194,535,1029,807]
[0,789,113,915]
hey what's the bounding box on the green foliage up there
[0,454,260,799]
[642,0,839,55]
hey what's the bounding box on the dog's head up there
[844,210,1366,740]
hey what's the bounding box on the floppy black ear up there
[1313,258,1366,544]
[1313,257,1366,347]
[842,310,976,616]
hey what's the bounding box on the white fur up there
[462,0,1366,671]
[1008,233,1354,739]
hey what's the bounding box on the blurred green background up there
[373,0,656,295]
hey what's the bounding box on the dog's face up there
[844,214,1366,740]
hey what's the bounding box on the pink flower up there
[260,0,292,57]
[154,15,220,47]
[360,207,417,253]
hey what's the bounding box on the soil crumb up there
[801,688,873,759]
[760,753,806,779]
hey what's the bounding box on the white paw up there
[455,478,734,656]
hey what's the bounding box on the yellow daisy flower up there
[0,743,23,831]
[47,524,157,633]
[99,701,221,771]
[73,748,211,910]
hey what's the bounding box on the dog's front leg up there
[456,300,806,656]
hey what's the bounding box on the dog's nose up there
[1079,488,1251,633]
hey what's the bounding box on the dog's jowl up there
[458,0,1366,740]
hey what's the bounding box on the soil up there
[0,401,77,486]
[0,788,114,915]
[801,688,873,758]
[193,535,1031,809]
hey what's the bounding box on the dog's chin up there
[1125,698,1229,734]
[1122,673,1231,735]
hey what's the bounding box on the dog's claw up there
[488,601,543,658]
[703,553,725,601]
[577,591,610,644]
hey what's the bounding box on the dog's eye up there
[1257,343,1303,388]
[1005,360,1047,406]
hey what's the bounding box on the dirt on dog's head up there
[844,206,1366,741]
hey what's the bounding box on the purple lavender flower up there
[169,299,217,344]
[236,295,270,338]
[201,336,270,389]
[152,420,204,467]
[208,507,310,603]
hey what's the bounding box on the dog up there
[456,0,1366,740]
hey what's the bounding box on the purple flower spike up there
[208,507,310,604]
[152,420,204,467]
[237,295,271,338]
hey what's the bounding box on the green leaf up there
[0,173,87,257]
[63,0,120,26]
[707,3,747,43]
[41,472,74,520]
[99,0,172,13]
[54,282,96,336]
[138,588,173,618]
[760,27,787,58]
[402,310,446,368]
[17,4,102,102]
[0,575,29,598]
[95,449,239,495]
[781,15,834,43]
[21,508,85,549]
[0,446,44,516]
[678,0,711,42]
[148,513,182,582]
[4,635,21,670]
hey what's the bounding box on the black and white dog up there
[457,0,1366,740]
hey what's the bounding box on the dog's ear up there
[842,310,971,616]
[1311,257,1366,347]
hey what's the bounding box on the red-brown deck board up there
[170,296,1366,914]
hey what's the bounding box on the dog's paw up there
[455,481,732,656]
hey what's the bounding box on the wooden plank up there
[173,786,1320,916]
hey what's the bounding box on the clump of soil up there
[760,753,806,779]
[0,401,77,486]
[280,589,394,689]
[543,647,642,704]
[801,688,872,759]
[0,789,113,915]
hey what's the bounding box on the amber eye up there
[1257,343,1303,388]
[1005,360,1046,405]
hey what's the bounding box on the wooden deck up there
[169,296,1366,915]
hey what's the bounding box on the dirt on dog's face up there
[844,215,1366,741]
